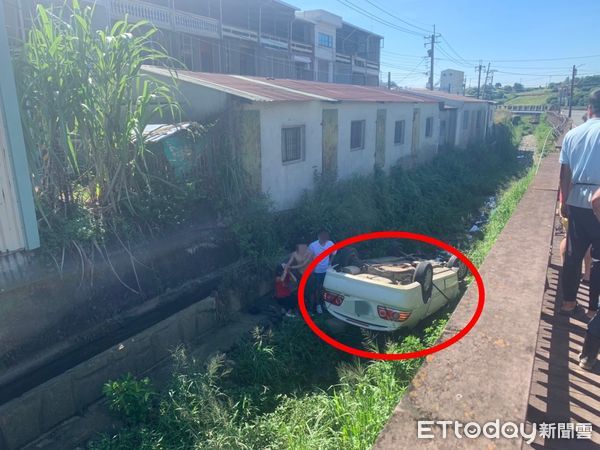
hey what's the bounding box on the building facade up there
[439,69,465,95]
[145,67,446,209]
[407,89,494,149]
[4,0,382,86]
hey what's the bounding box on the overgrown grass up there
[467,169,535,266]
[510,116,536,147]
[90,120,545,450]
[504,90,551,106]
[533,114,556,157]
[92,322,431,450]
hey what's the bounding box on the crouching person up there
[275,264,297,317]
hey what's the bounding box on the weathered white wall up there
[252,100,442,209]
[173,80,230,121]
[254,101,324,209]
[416,102,441,160]
[143,69,230,121]
[383,103,415,168]
[455,102,489,148]
[336,102,378,180]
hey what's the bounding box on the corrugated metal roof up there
[404,89,490,104]
[142,66,434,104]
[142,123,193,143]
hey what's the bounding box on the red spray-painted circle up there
[297,231,485,360]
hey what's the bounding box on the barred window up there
[425,117,434,138]
[350,120,365,150]
[281,126,305,163]
[394,120,405,145]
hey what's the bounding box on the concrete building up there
[3,0,382,86]
[144,66,443,209]
[407,89,494,149]
[439,69,465,95]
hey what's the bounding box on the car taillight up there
[323,290,344,306]
[377,305,411,322]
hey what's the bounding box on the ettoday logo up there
[417,420,592,443]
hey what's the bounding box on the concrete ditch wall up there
[0,295,219,450]
[0,222,237,379]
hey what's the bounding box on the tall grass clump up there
[93,320,439,450]
[16,0,188,262]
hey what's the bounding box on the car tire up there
[413,261,433,303]
[447,255,468,281]
[336,246,361,267]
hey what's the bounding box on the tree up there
[513,82,524,92]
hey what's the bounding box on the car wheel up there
[447,255,468,281]
[413,261,433,303]
[336,246,361,267]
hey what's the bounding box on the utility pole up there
[568,64,577,118]
[475,62,483,99]
[482,62,491,100]
[388,71,391,90]
[426,25,440,90]
[489,70,497,90]
[558,86,563,114]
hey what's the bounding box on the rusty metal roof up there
[142,123,193,143]
[404,89,490,104]
[142,66,434,104]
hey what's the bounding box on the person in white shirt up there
[559,88,600,323]
[307,230,336,314]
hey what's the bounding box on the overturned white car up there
[322,248,467,331]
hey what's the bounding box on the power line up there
[362,0,432,34]
[436,45,472,69]
[439,36,472,67]
[495,69,576,76]
[334,0,426,37]
[381,60,432,71]
[393,57,428,84]
[444,54,600,63]
[381,50,428,59]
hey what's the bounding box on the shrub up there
[103,374,156,425]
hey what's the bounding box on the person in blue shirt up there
[558,89,600,369]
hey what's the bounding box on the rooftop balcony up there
[336,53,380,75]
[221,24,313,54]
[108,0,220,39]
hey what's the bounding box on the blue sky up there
[297,0,600,88]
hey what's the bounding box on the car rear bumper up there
[326,305,401,331]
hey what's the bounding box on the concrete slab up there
[374,153,561,449]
